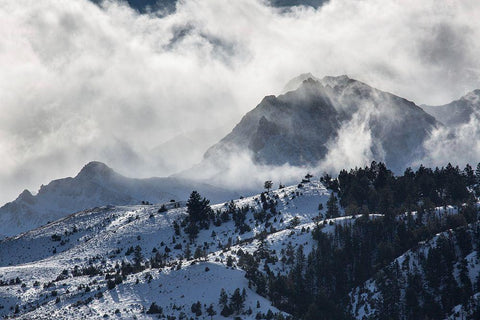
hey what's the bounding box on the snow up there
[0,161,239,239]
[0,180,334,319]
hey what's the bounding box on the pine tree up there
[206,304,217,319]
[264,180,273,193]
[219,288,228,308]
[230,288,245,314]
[186,191,212,231]
[133,245,143,268]
[476,163,480,183]
[184,243,192,260]
[326,193,339,218]
[191,301,202,316]
[185,221,199,242]
[194,246,205,260]
[464,164,475,186]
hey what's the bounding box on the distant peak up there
[14,189,35,205]
[321,74,352,86]
[283,73,320,92]
[18,189,33,199]
[297,72,315,80]
[302,77,320,85]
[76,161,115,179]
[82,161,111,170]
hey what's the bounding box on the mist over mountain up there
[90,0,177,14]
[203,75,439,174]
[417,89,480,169]
[422,89,480,127]
[3,0,480,206]
[3,0,480,319]
[89,0,328,13]
[0,161,236,239]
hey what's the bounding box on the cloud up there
[319,106,376,173]
[418,116,480,169]
[1,0,480,203]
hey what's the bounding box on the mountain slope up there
[2,167,479,319]
[349,222,480,320]
[422,89,480,127]
[0,161,236,239]
[0,180,333,319]
[204,75,439,172]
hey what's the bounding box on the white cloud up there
[1,0,480,203]
[419,116,480,169]
[319,106,376,173]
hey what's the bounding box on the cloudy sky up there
[1,0,480,204]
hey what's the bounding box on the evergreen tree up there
[326,193,340,218]
[184,243,192,260]
[191,301,202,316]
[264,180,273,193]
[219,288,228,308]
[206,304,217,319]
[186,191,212,228]
[230,288,245,314]
[133,245,143,268]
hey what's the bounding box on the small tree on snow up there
[206,304,217,319]
[264,180,273,193]
[133,245,143,268]
[230,288,245,314]
[219,288,228,308]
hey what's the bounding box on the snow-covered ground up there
[0,161,239,239]
[0,180,351,319]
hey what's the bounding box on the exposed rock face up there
[204,75,439,172]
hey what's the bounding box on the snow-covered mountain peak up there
[0,162,237,239]
[75,161,117,181]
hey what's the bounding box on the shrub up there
[146,302,163,314]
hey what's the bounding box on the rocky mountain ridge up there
[204,75,439,172]
[0,161,236,239]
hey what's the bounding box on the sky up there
[1,0,480,204]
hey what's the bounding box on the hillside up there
[0,179,333,319]
[0,161,237,239]
[2,162,480,319]
[350,223,480,320]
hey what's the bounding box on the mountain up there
[2,164,479,319]
[2,161,480,319]
[0,161,237,239]
[422,89,480,126]
[204,75,440,172]
[270,0,328,8]
[350,222,480,320]
[90,0,328,14]
[0,179,333,319]
[90,0,177,14]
